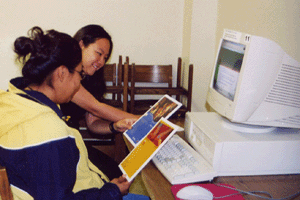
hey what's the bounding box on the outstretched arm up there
[72,84,138,122]
[85,112,136,134]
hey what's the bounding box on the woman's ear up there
[55,65,68,82]
[79,40,85,49]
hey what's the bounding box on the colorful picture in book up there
[119,118,178,182]
[147,122,173,146]
[124,95,182,146]
[149,96,179,122]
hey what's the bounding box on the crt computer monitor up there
[206,29,300,130]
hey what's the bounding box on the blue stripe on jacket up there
[0,137,79,199]
[0,136,122,199]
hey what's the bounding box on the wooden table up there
[141,160,300,200]
[125,117,300,199]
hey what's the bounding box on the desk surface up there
[125,117,300,200]
[141,160,300,200]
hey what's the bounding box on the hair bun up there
[15,26,81,85]
[14,36,34,62]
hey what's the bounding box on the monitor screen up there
[213,40,245,101]
[207,29,300,129]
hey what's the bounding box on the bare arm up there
[71,84,138,122]
[85,113,111,134]
[85,112,136,134]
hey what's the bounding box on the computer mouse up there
[176,185,213,200]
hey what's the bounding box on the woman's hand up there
[85,113,140,134]
[113,118,137,133]
[110,175,131,195]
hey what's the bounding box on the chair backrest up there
[127,57,193,115]
[122,62,129,112]
[129,64,173,87]
[177,63,193,113]
[103,63,117,83]
[103,63,118,100]
[118,56,129,82]
[127,60,174,114]
[0,165,13,200]
[80,61,129,163]
[117,56,129,101]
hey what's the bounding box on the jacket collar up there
[10,77,64,119]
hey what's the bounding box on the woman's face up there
[59,64,84,104]
[80,38,110,76]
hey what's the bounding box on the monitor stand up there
[221,117,276,134]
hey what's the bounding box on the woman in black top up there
[61,24,138,134]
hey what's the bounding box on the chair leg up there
[0,166,13,200]
[130,64,136,113]
[123,63,129,112]
[117,55,123,103]
[187,64,194,111]
[176,57,182,102]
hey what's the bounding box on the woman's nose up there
[98,56,105,66]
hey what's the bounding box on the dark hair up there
[74,25,112,99]
[14,26,82,85]
[73,24,113,62]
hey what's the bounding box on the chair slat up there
[127,57,193,116]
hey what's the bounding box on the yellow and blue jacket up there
[0,78,122,199]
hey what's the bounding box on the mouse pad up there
[171,183,244,199]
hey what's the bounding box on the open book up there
[119,95,182,182]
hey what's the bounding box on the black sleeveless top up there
[60,68,106,129]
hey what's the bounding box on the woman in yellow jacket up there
[0,27,146,200]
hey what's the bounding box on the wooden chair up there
[0,165,13,200]
[84,55,129,112]
[175,59,193,116]
[115,55,130,111]
[128,57,193,117]
[101,56,129,112]
[79,63,120,146]
[102,63,118,104]
[79,60,130,163]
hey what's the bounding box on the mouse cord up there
[213,183,300,200]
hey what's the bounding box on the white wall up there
[189,0,300,112]
[1,0,298,113]
[0,0,184,90]
[188,0,218,112]
[217,0,300,61]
